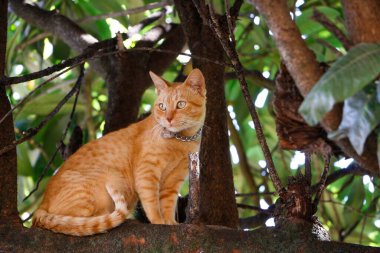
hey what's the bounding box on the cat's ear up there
[184,68,206,96]
[149,71,168,94]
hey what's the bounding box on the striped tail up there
[32,185,128,236]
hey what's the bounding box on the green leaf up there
[296,6,340,36]
[328,91,380,155]
[16,91,85,120]
[17,142,33,177]
[299,43,380,125]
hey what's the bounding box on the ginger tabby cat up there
[32,69,206,236]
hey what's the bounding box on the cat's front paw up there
[164,219,178,225]
[150,217,165,224]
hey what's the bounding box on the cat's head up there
[149,69,206,133]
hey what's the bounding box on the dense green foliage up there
[6,0,380,246]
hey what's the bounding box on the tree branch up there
[0,0,18,220]
[10,0,97,52]
[77,0,172,24]
[248,0,322,97]
[225,69,275,91]
[342,0,380,44]
[312,9,352,49]
[1,222,378,253]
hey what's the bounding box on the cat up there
[32,68,206,236]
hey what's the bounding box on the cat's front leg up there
[160,176,184,225]
[135,168,164,224]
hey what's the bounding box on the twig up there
[312,8,352,49]
[315,38,343,57]
[224,0,236,48]
[129,47,230,66]
[2,39,230,88]
[236,203,272,214]
[0,37,118,86]
[313,155,331,208]
[235,192,274,197]
[239,212,272,229]
[0,64,84,157]
[194,1,285,196]
[15,32,51,51]
[359,215,367,244]
[311,162,370,193]
[23,64,84,201]
[305,152,311,186]
[0,63,81,126]
[224,69,275,91]
[76,1,172,24]
[320,199,379,218]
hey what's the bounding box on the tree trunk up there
[0,0,18,221]
[174,0,239,228]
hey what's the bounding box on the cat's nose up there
[166,117,173,123]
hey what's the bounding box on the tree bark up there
[174,0,239,228]
[342,0,380,44]
[0,0,18,220]
[0,220,378,253]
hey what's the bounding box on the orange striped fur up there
[32,69,206,236]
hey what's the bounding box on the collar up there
[161,127,203,142]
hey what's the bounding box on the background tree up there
[0,0,380,251]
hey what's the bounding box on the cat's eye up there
[176,101,186,109]
[158,103,166,111]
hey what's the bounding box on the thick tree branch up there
[10,0,97,52]
[248,0,322,97]
[10,0,107,76]
[342,0,380,44]
[1,222,378,253]
[0,0,18,220]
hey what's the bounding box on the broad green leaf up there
[296,6,341,36]
[328,91,380,155]
[17,142,33,177]
[299,43,380,125]
[16,91,85,120]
